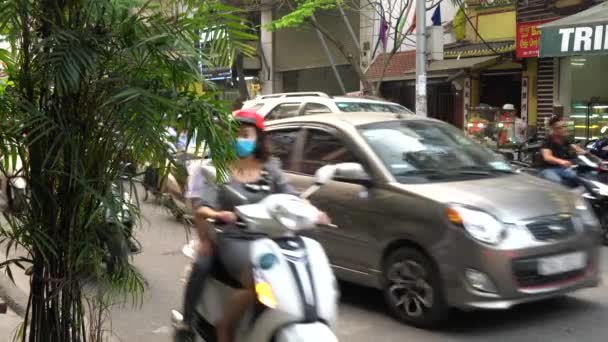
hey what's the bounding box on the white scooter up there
[170,163,356,342]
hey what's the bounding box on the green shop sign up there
[540,24,608,57]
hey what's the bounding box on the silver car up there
[266,112,602,328]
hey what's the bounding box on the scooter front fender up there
[275,323,338,342]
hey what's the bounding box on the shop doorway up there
[479,72,522,110]
[380,80,459,127]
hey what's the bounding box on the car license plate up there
[538,252,586,276]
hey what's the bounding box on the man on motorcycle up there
[175,109,330,342]
[540,115,585,187]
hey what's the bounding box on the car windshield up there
[337,101,413,114]
[358,120,513,183]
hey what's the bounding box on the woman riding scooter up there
[175,109,330,342]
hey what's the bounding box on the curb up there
[0,272,28,317]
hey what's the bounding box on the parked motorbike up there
[170,163,350,342]
[586,126,608,160]
[511,130,543,168]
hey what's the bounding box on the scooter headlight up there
[447,206,507,245]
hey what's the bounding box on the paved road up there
[108,200,608,342]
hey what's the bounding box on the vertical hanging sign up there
[463,77,471,128]
[521,76,529,123]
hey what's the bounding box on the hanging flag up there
[431,5,442,26]
[397,16,405,34]
[407,13,416,34]
[379,15,389,49]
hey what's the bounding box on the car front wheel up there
[382,247,449,328]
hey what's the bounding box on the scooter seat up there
[210,256,243,289]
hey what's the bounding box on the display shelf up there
[569,102,608,141]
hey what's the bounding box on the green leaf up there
[268,0,343,30]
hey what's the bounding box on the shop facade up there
[515,0,606,138]
[539,1,608,141]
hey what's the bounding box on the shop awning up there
[425,56,500,73]
[400,55,501,80]
[366,52,501,82]
[366,51,416,82]
[444,40,516,59]
[539,1,608,57]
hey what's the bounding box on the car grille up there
[526,216,576,241]
[512,256,586,287]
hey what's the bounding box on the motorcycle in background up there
[170,163,353,342]
[511,154,608,245]
[586,126,608,160]
[570,155,608,245]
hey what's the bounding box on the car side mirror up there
[314,163,371,186]
[334,163,371,185]
[315,164,338,185]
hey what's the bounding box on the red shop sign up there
[516,19,554,59]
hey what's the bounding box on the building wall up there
[465,3,517,42]
[476,11,516,40]
[273,7,360,72]
[281,65,360,95]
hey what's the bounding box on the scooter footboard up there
[275,323,338,342]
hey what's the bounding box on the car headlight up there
[574,195,599,226]
[447,206,506,245]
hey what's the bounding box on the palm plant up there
[0,0,254,341]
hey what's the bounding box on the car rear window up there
[337,102,413,114]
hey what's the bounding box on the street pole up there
[415,0,427,117]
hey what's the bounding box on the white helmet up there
[502,104,515,111]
